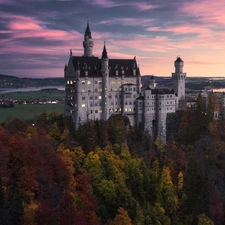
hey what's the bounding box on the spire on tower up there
[102,42,108,59]
[85,18,92,38]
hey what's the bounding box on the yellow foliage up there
[178,171,184,191]
[22,201,38,225]
[198,214,214,225]
[160,166,173,190]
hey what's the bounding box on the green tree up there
[198,214,214,225]
[0,176,6,225]
[5,183,30,225]
[160,166,178,223]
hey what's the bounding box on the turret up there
[149,75,156,89]
[83,20,94,57]
[174,56,184,73]
[101,43,109,120]
[172,56,186,104]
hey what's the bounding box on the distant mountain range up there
[1,73,225,91]
[0,74,64,88]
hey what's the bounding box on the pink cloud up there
[180,0,225,25]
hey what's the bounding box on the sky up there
[1,0,225,78]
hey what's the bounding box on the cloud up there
[98,17,155,27]
[147,24,210,36]
[0,12,83,55]
[180,0,225,25]
[83,0,157,11]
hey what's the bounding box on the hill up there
[0,74,64,88]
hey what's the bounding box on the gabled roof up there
[68,56,140,78]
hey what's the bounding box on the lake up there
[0,86,65,94]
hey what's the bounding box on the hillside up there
[0,107,225,224]
[0,74,64,88]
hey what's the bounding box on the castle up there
[64,22,186,140]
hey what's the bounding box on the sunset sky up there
[1,0,225,78]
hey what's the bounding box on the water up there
[0,86,65,94]
[213,88,225,93]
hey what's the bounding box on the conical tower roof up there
[85,21,92,38]
[101,42,108,59]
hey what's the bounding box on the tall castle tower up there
[83,21,94,57]
[172,57,186,102]
[101,43,109,120]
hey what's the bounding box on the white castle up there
[64,22,186,140]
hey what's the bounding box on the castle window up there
[99,109,102,113]
[95,103,98,106]
[133,87,136,91]
[115,95,117,98]
[90,103,93,106]
[95,96,98,100]
[95,89,98,92]
[109,96,112,99]
[95,110,98,113]
[118,80,121,84]
[85,71,88,76]
[81,104,86,108]
[99,96,102,100]
[98,81,102,84]
[87,81,91,84]
[112,81,115,84]
[98,88,102,92]
[122,70,124,74]
[82,81,85,84]
[82,89,85,92]
[125,108,127,112]
[70,81,73,84]
[82,96,85,100]
[95,81,98,84]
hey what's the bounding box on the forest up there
[0,93,225,225]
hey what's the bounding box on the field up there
[0,89,65,123]
[1,89,64,101]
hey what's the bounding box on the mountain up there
[0,74,64,88]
